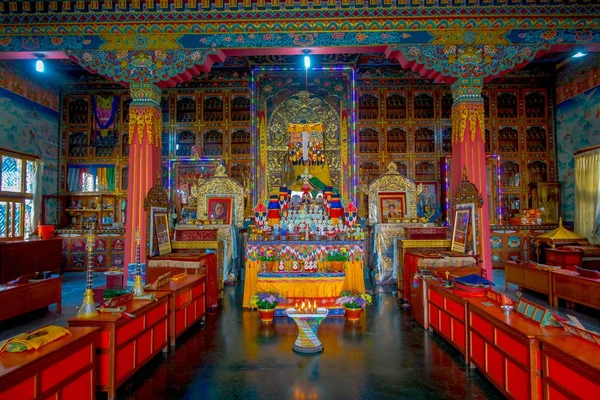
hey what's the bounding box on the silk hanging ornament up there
[91,95,119,147]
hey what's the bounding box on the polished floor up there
[113,284,503,400]
[3,271,600,399]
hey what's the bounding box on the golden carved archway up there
[265,91,341,195]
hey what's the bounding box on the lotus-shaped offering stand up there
[285,307,329,354]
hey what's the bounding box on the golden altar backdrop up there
[286,122,332,190]
[254,69,353,201]
[242,239,365,309]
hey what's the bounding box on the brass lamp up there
[77,227,99,318]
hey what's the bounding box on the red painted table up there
[539,335,600,399]
[0,326,98,400]
[466,298,569,400]
[147,252,219,309]
[409,276,428,329]
[427,283,470,363]
[68,292,169,400]
[404,252,477,306]
[148,274,206,347]
[0,277,62,322]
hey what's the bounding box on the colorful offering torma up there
[251,173,364,243]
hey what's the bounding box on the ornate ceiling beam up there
[66,49,226,87]
[386,42,551,84]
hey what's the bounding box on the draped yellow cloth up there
[343,260,366,293]
[243,260,261,308]
[242,259,365,307]
[257,276,344,298]
[575,148,600,242]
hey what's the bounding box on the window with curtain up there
[0,149,40,240]
[66,164,115,192]
[574,147,600,244]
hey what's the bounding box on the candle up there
[313,301,317,311]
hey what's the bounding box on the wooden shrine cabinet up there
[413,125,436,154]
[68,292,170,400]
[529,182,561,224]
[523,89,548,121]
[66,128,91,159]
[63,194,119,228]
[384,90,407,121]
[0,327,98,400]
[175,128,197,158]
[357,125,380,155]
[495,89,520,120]
[229,127,251,158]
[0,238,62,283]
[229,92,251,124]
[427,284,469,362]
[175,94,198,124]
[413,90,435,120]
[467,298,568,400]
[201,128,225,157]
[384,125,408,154]
[357,90,380,122]
[539,335,600,399]
[66,95,91,126]
[201,93,225,123]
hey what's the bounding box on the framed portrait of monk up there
[153,212,172,255]
[378,192,407,223]
[207,197,233,224]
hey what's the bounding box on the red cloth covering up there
[175,229,218,241]
[405,227,448,240]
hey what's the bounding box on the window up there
[0,149,38,240]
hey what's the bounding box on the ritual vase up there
[344,306,363,321]
[329,261,344,272]
[267,261,277,272]
[258,308,276,322]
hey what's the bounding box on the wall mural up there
[0,87,59,196]
[555,84,600,221]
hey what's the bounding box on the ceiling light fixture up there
[35,54,45,73]
[572,51,588,59]
[303,50,311,69]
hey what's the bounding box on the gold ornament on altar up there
[196,163,245,227]
[132,227,146,297]
[368,162,423,225]
[264,89,342,197]
[285,121,332,190]
[77,228,99,319]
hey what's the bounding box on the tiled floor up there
[1,270,598,399]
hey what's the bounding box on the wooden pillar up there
[124,83,162,280]
[449,78,492,279]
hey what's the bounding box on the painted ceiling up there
[0,0,597,86]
